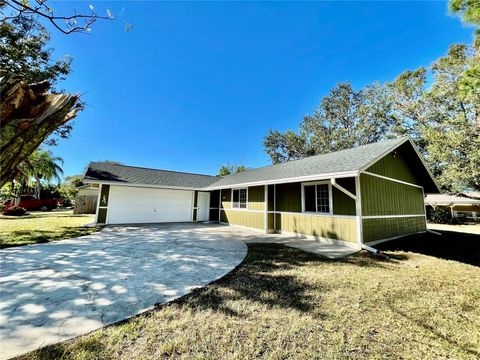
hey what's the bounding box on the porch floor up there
[219,223,361,259]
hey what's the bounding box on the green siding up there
[366,149,421,185]
[221,189,232,209]
[275,213,357,242]
[221,209,264,230]
[267,184,275,211]
[193,208,197,222]
[276,183,302,212]
[332,178,356,215]
[363,217,426,243]
[361,174,425,216]
[248,186,265,211]
[97,208,107,223]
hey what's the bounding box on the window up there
[232,188,247,209]
[303,183,331,213]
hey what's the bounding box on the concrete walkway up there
[0,223,358,359]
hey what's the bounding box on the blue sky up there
[46,1,474,177]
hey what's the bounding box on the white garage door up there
[107,186,194,224]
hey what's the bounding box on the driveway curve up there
[0,223,247,359]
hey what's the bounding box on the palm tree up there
[14,150,64,199]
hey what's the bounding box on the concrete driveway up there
[0,223,247,359]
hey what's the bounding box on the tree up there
[263,82,397,164]
[0,73,82,187]
[217,163,248,176]
[0,1,114,187]
[449,0,480,97]
[13,149,64,198]
[263,45,479,193]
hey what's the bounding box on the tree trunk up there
[0,72,83,187]
[35,176,41,199]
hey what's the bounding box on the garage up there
[107,186,194,224]
[84,162,219,225]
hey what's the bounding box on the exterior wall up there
[221,210,265,230]
[366,150,422,185]
[363,217,426,243]
[217,179,357,242]
[361,175,425,216]
[219,186,265,230]
[361,160,427,243]
[275,212,357,242]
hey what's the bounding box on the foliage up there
[13,149,64,198]
[450,0,480,47]
[450,0,480,98]
[264,44,480,193]
[0,15,71,86]
[57,175,84,206]
[217,163,248,176]
[2,206,27,216]
[1,0,112,35]
[427,206,452,224]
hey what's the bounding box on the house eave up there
[205,171,360,190]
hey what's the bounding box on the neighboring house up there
[73,184,100,214]
[425,192,480,222]
[83,137,439,246]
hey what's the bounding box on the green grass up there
[0,210,98,248]
[19,243,480,360]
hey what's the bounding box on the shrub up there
[3,206,27,216]
[428,206,451,224]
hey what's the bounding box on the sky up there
[45,1,474,178]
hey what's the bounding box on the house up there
[83,137,439,246]
[425,192,480,222]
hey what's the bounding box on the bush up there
[428,206,451,224]
[3,206,27,216]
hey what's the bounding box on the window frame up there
[231,188,248,209]
[301,181,333,214]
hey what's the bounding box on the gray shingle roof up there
[207,137,408,189]
[84,137,437,191]
[84,162,219,189]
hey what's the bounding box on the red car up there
[4,195,62,211]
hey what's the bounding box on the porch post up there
[264,185,268,233]
[355,176,363,244]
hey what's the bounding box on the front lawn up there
[376,227,480,266]
[0,210,98,248]
[20,243,480,360]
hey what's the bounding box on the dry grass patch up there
[0,210,98,248]
[19,243,480,360]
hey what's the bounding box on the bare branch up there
[3,0,113,34]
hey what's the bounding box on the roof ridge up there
[90,162,216,178]
[219,136,407,179]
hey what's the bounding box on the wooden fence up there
[73,195,97,214]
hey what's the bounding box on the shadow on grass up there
[387,300,480,358]
[18,335,107,360]
[375,230,480,267]
[0,227,99,249]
